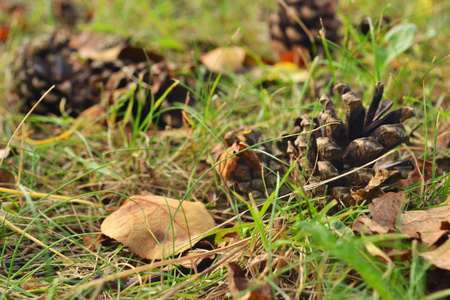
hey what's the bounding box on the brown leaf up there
[369,192,404,230]
[352,168,401,204]
[351,186,385,205]
[0,169,15,188]
[400,196,450,246]
[216,143,240,181]
[421,239,450,271]
[352,192,403,235]
[69,30,126,58]
[201,46,247,73]
[353,214,392,235]
[101,195,216,260]
[396,159,434,191]
[368,167,400,187]
[69,31,164,63]
[228,262,274,300]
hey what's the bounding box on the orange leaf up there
[215,142,241,181]
[101,195,215,260]
[215,141,261,182]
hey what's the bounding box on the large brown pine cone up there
[269,0,341,63]
[277,81,416,204]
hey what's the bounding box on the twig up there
[0,214,73,263]
[0,187,101,207]
[303,149,396,191]
[73,237,251,293]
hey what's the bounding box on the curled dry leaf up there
[228,262,274,300]
[215,140,261,182]
[101,195,216,260]
[352,168,403,204]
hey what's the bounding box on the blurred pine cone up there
[14,32,95,116]
[268,0,341,63]
[13,31,192,127]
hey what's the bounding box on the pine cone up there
[268,0,341,63]
[277,81,416,203]
[216,130,290,199]
[14,32,95,116]
[13,32,192,127]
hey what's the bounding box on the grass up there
[1,0,449,299]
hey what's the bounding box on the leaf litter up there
[354,193,450,270]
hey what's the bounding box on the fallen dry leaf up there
[421,239,450,271]
[228,262,274,300]
[216,142,240,181]
[101,195,216,260]
[201,46,247,73]
[352,168,402,204]
[396,159,434,192]
[69,30,163,63]
[0,169,15,188]
[353,192,403,235]
[400,196,450,246]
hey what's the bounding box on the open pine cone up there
[13,31,192,127]
[277,81,416,203]
[268,0,341,63]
